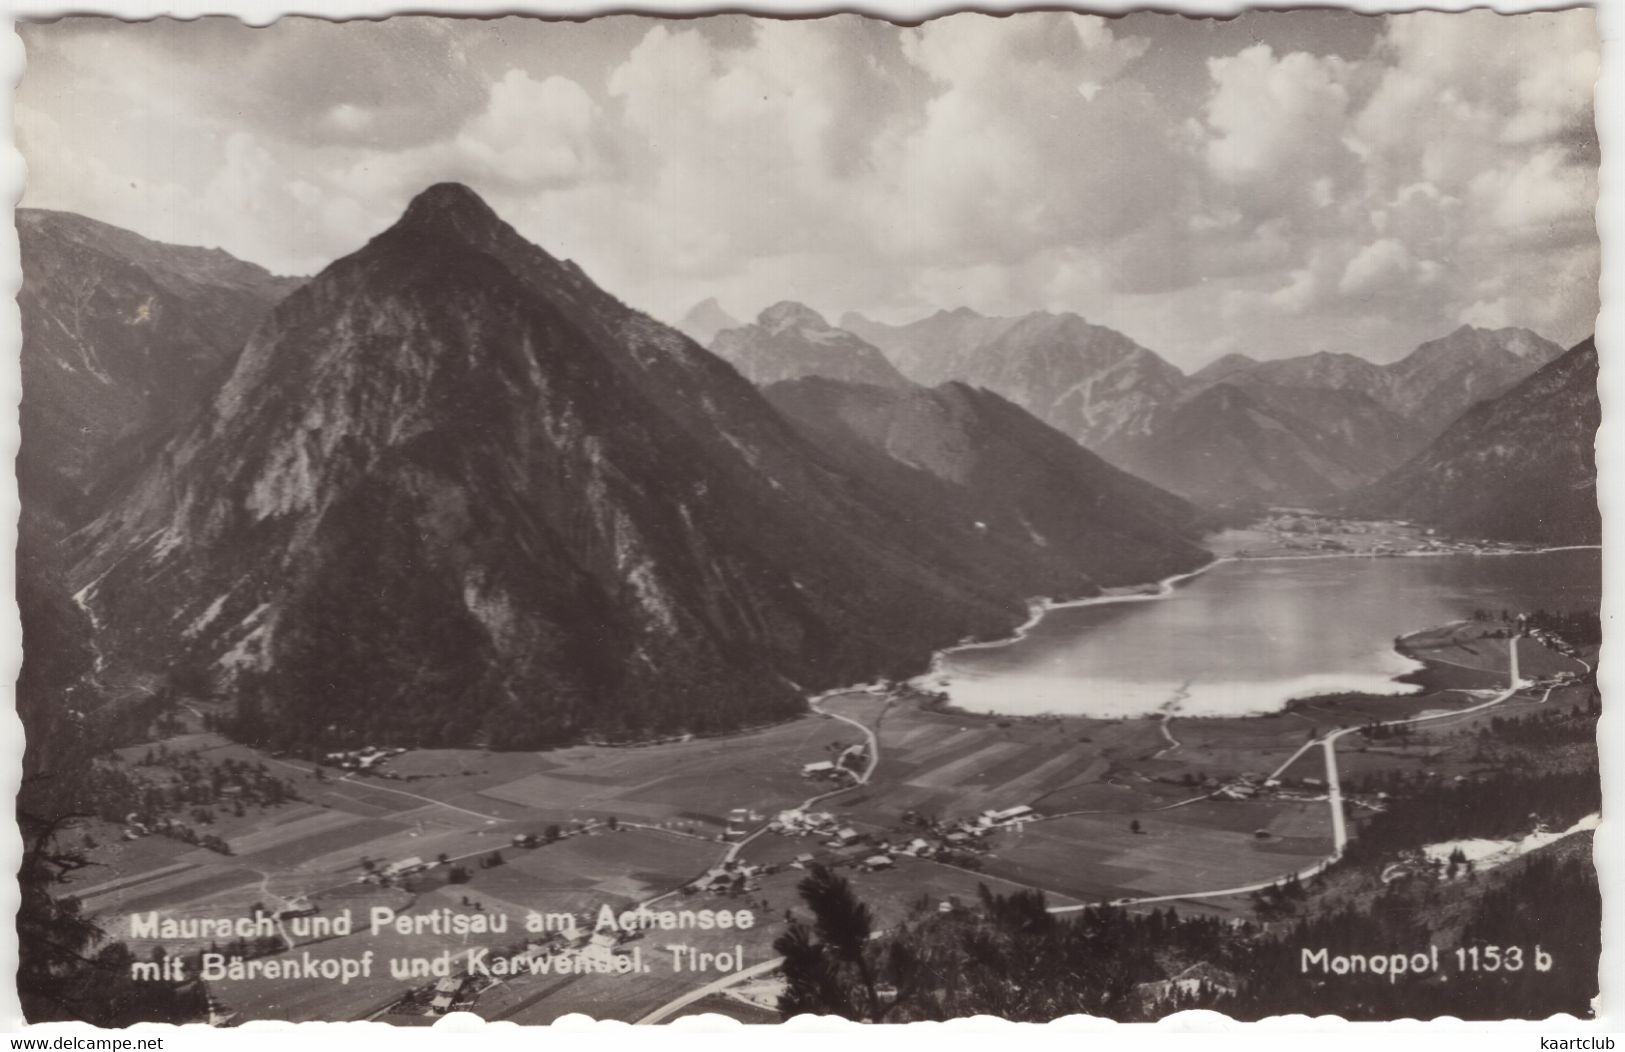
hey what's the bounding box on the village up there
[1219,512,1545,560]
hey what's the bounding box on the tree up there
[775,864,887,1021]
[1130,820,1143,835]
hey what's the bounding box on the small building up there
[983,805,1035,823]
[802,761,837,777]
[831,827,864,846]
[382,856,425,878]
[791,853,817,869]
[863,855,894,871]
[429,975,472,1014]
[581,930,626,967]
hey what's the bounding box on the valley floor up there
[65,605,1593,1025]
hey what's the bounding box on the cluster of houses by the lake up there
[755,803,1041,870]
[324,745,408,773]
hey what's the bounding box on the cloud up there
[1352,11,1597,197]
[454,71,610,191]
[15,10,1602,365]
[1339,239,1412,299]
[1203,45,1356,213]
[874,14,1170,264]
[1466,147,1596,247]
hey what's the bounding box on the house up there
[863,855,894,871]
[802,761,837,777]
[791,853,817,869]
[830,827,864,846]
[429,975,472,1014]
[982,805,1035,824]
[581,930,627,968]
[382,856,425,878]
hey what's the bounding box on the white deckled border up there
[0,0,1617,1045]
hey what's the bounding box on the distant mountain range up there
[18,208,299,525]
[1348,337,1599,544]
[58,186,1207,748]
[710,302,909,388]
[836,307,1566,507]
[674,296,741,345]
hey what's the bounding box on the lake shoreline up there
[912,543,1598,723]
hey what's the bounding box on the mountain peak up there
[394,182,508,241]
[758,301,828,333]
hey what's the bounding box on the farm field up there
[980,798,1332,903]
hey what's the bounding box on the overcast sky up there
[17,10,1599,368]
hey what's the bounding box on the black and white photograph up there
[10,7,1604,1027]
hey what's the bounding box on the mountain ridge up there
[1346,336,1599,544]
[851,306,1566,507]
[73,184,1207,749]
[18,208,301,527]
[710,301,910,388]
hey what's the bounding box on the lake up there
[928,547,1601,718]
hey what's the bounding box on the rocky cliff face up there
[845,308,1185,455]
[1379,325,1567,435]
[1347,338,1599,544]
[72,185,1209,749]
[842,307,1024,385]
[18,209,300,524]
[710,302,909,388]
